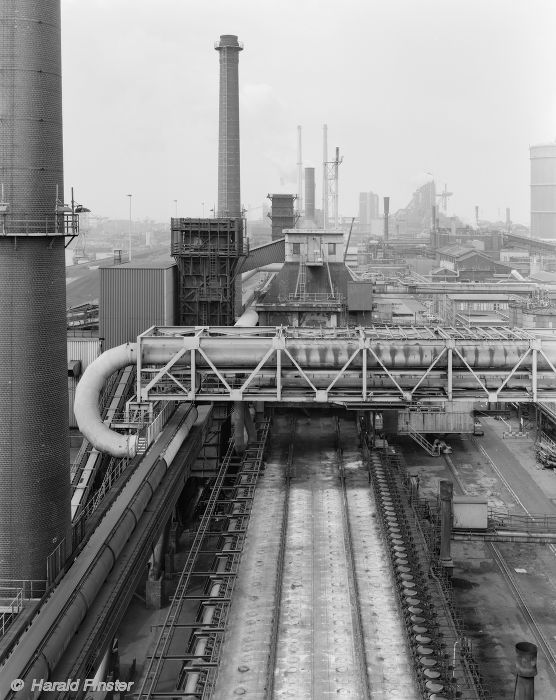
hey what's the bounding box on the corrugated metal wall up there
[67,337,101,370]
[100,266,176,349]
[347,281,373,311]
[67,338,101,428]
[397,402,474,434]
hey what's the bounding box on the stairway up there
[406,424,441,457]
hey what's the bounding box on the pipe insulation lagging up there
[74,343,138,457]
[73,308,259,458]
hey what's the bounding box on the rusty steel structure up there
[171,218,243,327]
[133,325,556,406]
[0,0,76,581]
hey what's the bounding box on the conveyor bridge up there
[135,325,556,406]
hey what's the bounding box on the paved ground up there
[399,414,556,698]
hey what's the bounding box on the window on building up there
[292,243,301,255]
[328,243,336,255]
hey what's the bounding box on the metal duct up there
[74,344,139,458]
[0,0,69,581]
[140,336,556,373]
[0,405,199,700]
[216,35,243,218]
[304,167,315,221]
[232,307,259,452]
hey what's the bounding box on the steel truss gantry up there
[135,325,556,406]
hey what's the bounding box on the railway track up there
[262,414,416,699]
[448,439,556,682]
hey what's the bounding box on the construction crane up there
[436,183,453,212]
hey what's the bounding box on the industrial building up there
[3,7,556,700]
[531,141,556,240]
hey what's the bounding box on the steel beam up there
[135,326,556,404]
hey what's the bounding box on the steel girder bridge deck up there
[134,325,556,407]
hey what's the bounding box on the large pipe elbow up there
[74,343,138,458]
[235,307,259,328]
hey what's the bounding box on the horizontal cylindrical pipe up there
[0,406,198,700]
[141,336,556,372]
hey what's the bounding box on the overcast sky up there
[61,0,556,226]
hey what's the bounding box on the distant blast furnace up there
[216,35,243,218]
[0,0,70,580]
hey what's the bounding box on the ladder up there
[209,251,218,281]
[295,257,306,297]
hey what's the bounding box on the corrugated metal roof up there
[529,271,556,283]
[240,239,286,273]
[99,257,176,270]
[437,244,476,257]
[448,293,511,301]
[258,262,353,303]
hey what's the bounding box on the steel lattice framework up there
[135,325,556,406]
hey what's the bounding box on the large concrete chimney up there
[215,35,243,218]
[0,0,71,581]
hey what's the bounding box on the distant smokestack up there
[506,207,511,232]
[215,35,243,218]
[475,205,480,228]
[322,123,328,228]
[383,196,390,241]
[297,126,303,213]
[431,204,437,232]
[304,167,315,221]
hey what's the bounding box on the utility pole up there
[324,140,343,229]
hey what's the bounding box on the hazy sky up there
[61,0,556,226]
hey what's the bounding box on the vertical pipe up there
[297,125,303,215]
[276,348,282,400]
[532,349,538,402]
[322,124,328,229]
[362,347,367,400]
[333,147,340,228]
[447,348,453,400]
[215,35,243,218]
[383,197,390,242]
[439,480,453,571]
[304,167,315,222]
[514,642,537,700]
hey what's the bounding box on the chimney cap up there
[215,35,243,50]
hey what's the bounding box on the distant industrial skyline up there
[61,0,556,226]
